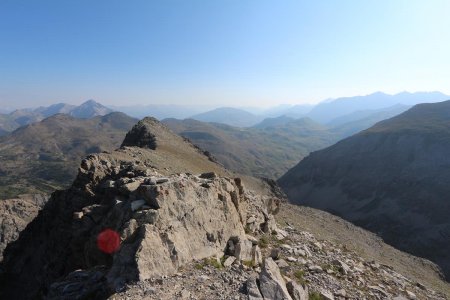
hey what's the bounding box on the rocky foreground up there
[0,118,448,299]
[106,221,447,300]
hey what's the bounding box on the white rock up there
[276,259,289,269]
[251,245,263,266]
[73,211,83,219]
[294,248,306,257]
[235,237,253,262]
[406,290,417,300]
[286,257,297,263]
[319,290,335,300]
[280,244,292,251]
[247,216,256,224]
[223,256,236,268]
[259,258,293,300]
[246,234,259,244]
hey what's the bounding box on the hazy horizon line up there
[2,90,449,111]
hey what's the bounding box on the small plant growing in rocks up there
[194,257,223,270]
[205,257,223,269]
[242,260,255,268]
[309,291,322,300]
[258,236,269,248]
[293,269,307,285]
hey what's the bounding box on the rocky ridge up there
[0,118,280,299]
[1,117,448,299]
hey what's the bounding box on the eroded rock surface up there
[0,143,279,299]
[0,194,47,260]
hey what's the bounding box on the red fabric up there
[97,229,120,254]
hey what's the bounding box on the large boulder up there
[0,153,279,298]
[259,258,293,300]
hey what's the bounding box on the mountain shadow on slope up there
[278,100,450,280]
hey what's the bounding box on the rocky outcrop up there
[0,122,280,299]
[0,194,47,260]
[121,117,158,149]
[105,217,448,299]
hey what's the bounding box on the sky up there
[1,0,450,108]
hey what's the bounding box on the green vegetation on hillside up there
[0,112,137,199]
[164,118,337,179]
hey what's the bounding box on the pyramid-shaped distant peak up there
[70,99,113,118]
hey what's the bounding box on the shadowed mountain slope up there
[279,100,450,279]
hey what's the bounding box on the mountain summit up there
[69,99,113,119]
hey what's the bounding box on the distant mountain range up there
[162,103,423,179]
[2,91,447,133]
[190,107,265,127]
[0,112,136,198]
[109,104,213,120]
[0,100,113,135]
[163,117,336,179]
[163,91,449,128]
[278,100,450,279]
[307,91,449,123]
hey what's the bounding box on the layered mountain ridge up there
[0,117,449,299]
[279,100,450,280]
[0,100,113,135]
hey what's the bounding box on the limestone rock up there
[259,258,292,300]
[121,118,158,149]
[234,237,254,262]
[251,245,263,267]
[286,280,308,300]
[319,289,335,300]
[223,256,236,268]
[246,276,264,300]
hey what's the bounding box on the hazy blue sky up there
[1,0,449,108]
